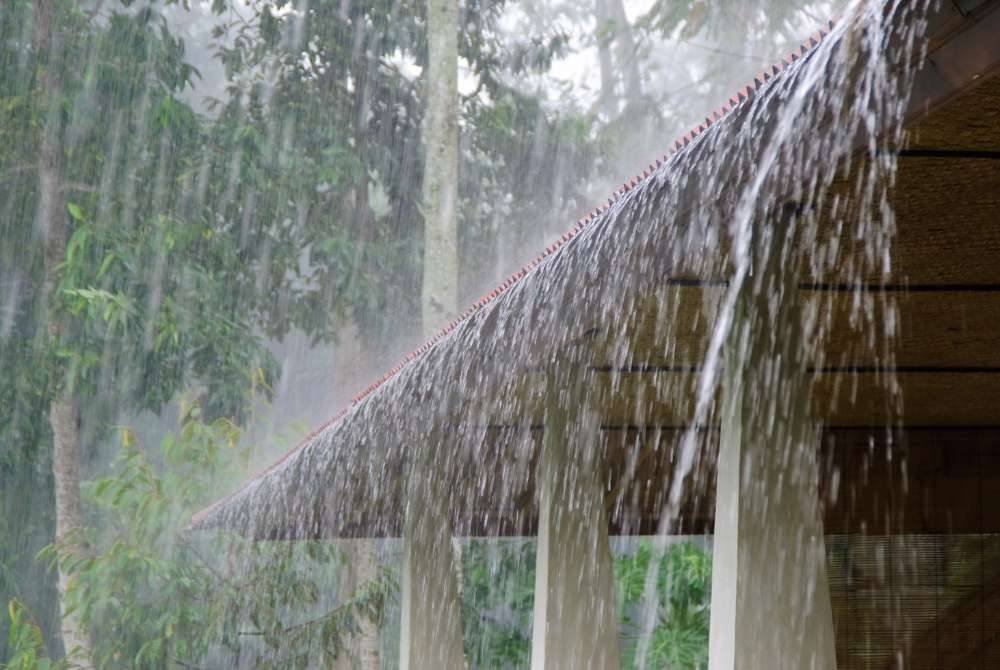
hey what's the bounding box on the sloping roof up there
[191,0,1000,539]
[260,19,838,446]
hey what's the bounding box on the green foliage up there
[461,539,536,667]
[638,0,820,42]
[2,601,68,670]
[38,399,235,668]
[207,0,603,343]
[459,539,712,669]
[616,541,712,670]
[3,0,483,658]
[39,397,391,669]
[54,200,279,419]
[0,0,746,665]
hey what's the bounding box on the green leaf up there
[97,252,116,278]
[66,202,85,221]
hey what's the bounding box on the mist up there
[1,0,896,668]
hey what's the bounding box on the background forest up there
[1,0,839,667]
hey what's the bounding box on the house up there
[192,2,1000,667]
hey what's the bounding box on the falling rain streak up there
[8,0,997,668]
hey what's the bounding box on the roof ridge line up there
[341,16,839,410]
[189,16,839,529]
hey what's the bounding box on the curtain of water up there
[632,0,931,663]
[197,0,935,665]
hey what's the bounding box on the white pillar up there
[531,375,621,670]
[708,209,836,670]
[399,454,466,670]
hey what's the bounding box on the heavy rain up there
[3,0,1000,668]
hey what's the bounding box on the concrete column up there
[399,451,466,670]
[531,375,621,670]
[708,208,836,670]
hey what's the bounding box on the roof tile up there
[190,13,841,529]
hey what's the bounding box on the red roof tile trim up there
[342,20,836,413]
[190,19,837,528]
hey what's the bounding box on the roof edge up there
[189,16,840,530]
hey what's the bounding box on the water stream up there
[193,0,937,666]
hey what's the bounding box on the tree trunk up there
[595,0,616,116]
[594,0,641,115]
[412,0,465,662]
[33,0,92,662]
[606,0,641,103]
[49,394,90,660]
[420,0,459,337]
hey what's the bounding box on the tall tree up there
[421,0,460,336]
[30,0,91,659]
[2,0,606,662]
[415,0,464,663]
[595,0,642,117]
[3,1,282,660]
